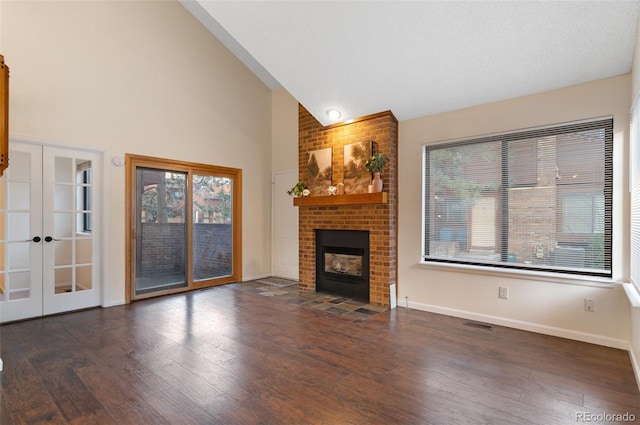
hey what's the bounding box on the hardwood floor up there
[1,281,639,424]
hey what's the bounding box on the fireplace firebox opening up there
[315,229,369,301]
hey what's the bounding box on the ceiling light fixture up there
[326,109,342,120]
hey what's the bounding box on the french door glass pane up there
[193,174,233,281]
[76,265,91,291]
[54,184,73,210]
[135,168,188,295]
[8,182,29,209]
[9,151,30,180]
[8,212,29,241]
[55,267,72,294]
[55,157,73,182]
[76,239,92,264]
[54,213,73,238]
[8,242,29,269]
[55,240,73,265]
[9,271,29,300]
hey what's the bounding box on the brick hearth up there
[296,106,398,306]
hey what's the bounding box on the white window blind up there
[631,103,640,289]
[423,119,613,278]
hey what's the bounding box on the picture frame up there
[307,147,332,195]
[343,140,373,194]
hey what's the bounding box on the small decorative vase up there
[372,172,383,192]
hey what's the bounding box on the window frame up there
[81,167,92,233]
[422,118,613,279]
[76,161,92,235]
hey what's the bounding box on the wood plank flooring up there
[1,281,639,424]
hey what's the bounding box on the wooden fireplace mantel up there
[293,192,387,207]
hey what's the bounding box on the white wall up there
[398,75,631,348]
[1,0,273,305]
[271,87,299,173]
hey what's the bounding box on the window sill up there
[419,260,617,288]
[622,283,640,309]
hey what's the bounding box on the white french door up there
[0,143,42,321]
[0,141,102,323]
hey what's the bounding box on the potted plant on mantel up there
[287,182,310,197]
[365,152,388,192]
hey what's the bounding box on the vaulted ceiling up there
[182,1,640,126]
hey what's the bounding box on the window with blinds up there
[423,118,613,278]
[631,104,640,290]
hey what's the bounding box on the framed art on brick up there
[307,147,332,195]
[343,140,372,194]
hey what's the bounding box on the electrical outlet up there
[498,286,509,299]
[585,298,595,312]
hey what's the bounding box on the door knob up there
[44,236,60,242]
[31,236,41,243]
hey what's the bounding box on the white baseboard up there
[628,343,640,392]
[407,301,628,350]
[242,273,272,282]
[102,300,126,308]
[270,274,299,281]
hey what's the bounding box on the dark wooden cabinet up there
[0,54,8,176]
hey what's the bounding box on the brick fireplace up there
[296,106,398,307]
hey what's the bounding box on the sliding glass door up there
[126,155,241,300]
[192,173,233,282]
[134,168,188,295]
